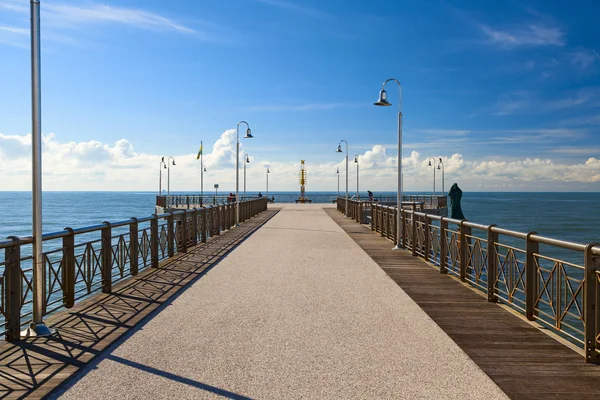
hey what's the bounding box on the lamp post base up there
[21,322,56,339]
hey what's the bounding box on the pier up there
[1,201,600,398]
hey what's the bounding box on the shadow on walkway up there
[0,210,278,399]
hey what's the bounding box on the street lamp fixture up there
[243,153,250,199]
[336,140,349,217]
[266,167,270,199]
[354,154,359,199]
[159,157,167,194]
[438,157,445,196]
[428,157,436,196]
[374,78,402,250]
[336,167,340,197]
[236,121,253,225]
[167,157,175,196]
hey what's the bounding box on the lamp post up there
[199,141,204,206]
[167,157,175,196]
[243,153,250,199]
[27,0,54,337]
[336,140,348,217]
[158,157,166,194]
[236,121,253,225]
[428,157,436,196]
[354,154,359,199]
[374,78,403,249]
[336,167,340,197]
[438,157,445,196]
[266,167,270,198]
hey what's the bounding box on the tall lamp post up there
[158,157,166,194]
[438,158,445,196]
[374,78,403,249]
[243,153,250,199]
[336,167,340,197]
[28,0,54,337]
[428,157,436,196]
[167,157,175,196]
[236,121,253,225]
[266,167,270,198]
[201,166,207,205]
[354,154,359,199]
[336,140,348,217]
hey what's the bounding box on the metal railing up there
[337,197,423,224]
[0,198,268,341]
[338,199,600,364]
[157,195,261,209]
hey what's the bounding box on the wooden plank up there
[326,208,600,400]
[0,210,277,400]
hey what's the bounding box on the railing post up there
[440,217,448,274]
[167,212,175,257]
[180,211,188,253]
[392,208,398,245]
[487,225,498,302]
[129,218,139,276]
[62,228,75,308]
[201,208,207,243]
[5,237,22,341]
[192,209,199,245]
[584,243,600,364]
[186,195,190,210]
[151,214,159,268]
[101,221,112,293]
[371,204,375,231]
[423,215,430,261]
[380,207,386,237]
[215,206,221,236]
[402,209,408,249]
[411,211,417,256]
[525,231,539,321]
[459,220,471,282]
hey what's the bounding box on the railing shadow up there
[0,210,278,399]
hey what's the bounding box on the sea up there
[0,191,598,246]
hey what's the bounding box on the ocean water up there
[0,191,599,245]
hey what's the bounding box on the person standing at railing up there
[368,190,373,201]
[448,183,465,219]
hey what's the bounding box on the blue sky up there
[0,0,599,192]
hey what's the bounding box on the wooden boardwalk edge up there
[0,210,279,400]
[325,208,600,400]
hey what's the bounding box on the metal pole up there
[433,161,436,196]
[396,108,403,249]
[243,157,247,199]
[345,142,348,217]
[159,161,162,195]
[236,121,251,225]
[167,160,170,196]
[29,0,53,337]
[266,169,269,198]
[356,159,359,199]
[337,168,340,197]
[200,141,203,206]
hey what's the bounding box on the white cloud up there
[478,23,564,48]
[571,49,600,70]
[245,103,351,112]
[1,132,599,192]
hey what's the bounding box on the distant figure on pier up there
[448,183,465,220]
[368,190,373,201]
[271,195,275,203]
[258,192,263,197]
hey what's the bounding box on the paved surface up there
[54,204,508,400]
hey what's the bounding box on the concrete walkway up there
[54,204,508,400]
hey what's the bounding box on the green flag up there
[196,143,203,160]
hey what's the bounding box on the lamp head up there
[336,144,342,153]
[267,168,270,174]
[245,128,253,138]
[245,155,250,163]
[161,156,164,163]
[428,160,432,166]
[337,167,339,174]
[172,159,176,166]
[374,88,392,106]
[354,155,358,163]
[163,164,167,169]
[439,157,442,163]
[437,165,441,170]
[204,166,207,172]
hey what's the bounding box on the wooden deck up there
[0,210,278,400]
[326,208,600,400]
